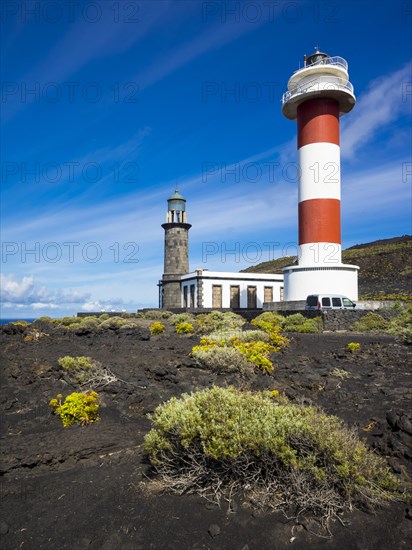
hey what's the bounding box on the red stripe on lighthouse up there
[297,98,340,148]
[298,198,341,244]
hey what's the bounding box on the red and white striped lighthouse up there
[281,49,359,301]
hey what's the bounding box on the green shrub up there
[351,313,389,332]
[192,338,276,373]
[78,317,101,330]
[196,311,245,334]
[144,310,173,320]
[169,313,195,326]
[251,318,289,350]
[150,321,165,335]
[175,322,195,334]
[57,356,117,387]
[281,313,323,333]
[387,307,412,343]
[99,313,110,320]
[233,341,276,373]
[252,311,322,335]
[58,356,93,384]
[58,355,93,371]
[395,327,412,344]
[49,391,99,427]
[330,368,351,379]
[145,387,401,531]
[192,346,252,373]
[78,315,99,323]
[11,320,30,327]
[347,342,361,351]
[207,329,270,343]
[59,316,79,326]
[281,313,307,330]
[99,316,124,329]
[252,311,284,325]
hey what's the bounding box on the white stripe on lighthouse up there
[298,142,341,202]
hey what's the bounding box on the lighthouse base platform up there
[283,264,359,302]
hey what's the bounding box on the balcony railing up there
[282,76,354,105]
[293,55,348,74]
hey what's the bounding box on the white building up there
[179,270,284,309]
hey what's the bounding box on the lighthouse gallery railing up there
[282,76,354,105]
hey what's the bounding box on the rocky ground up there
[0,321,411,550]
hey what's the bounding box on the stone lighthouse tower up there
[281,48,359,301]
[160,189,191,309]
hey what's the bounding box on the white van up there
[305,294,356,310]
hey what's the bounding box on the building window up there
[212,285,222,308]
[183,286,188,308]
[190,285,195,308]
[230,286,240,308]
[264,286,273,303]
[247,286,257,309]
[280,287,284,301]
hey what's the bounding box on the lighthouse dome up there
[167,188,186,212]
[168,190,186,201]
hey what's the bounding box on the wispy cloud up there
[342,162,411,215]
[341,62,412,159]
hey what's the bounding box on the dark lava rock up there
[387,411,400,431]
[398,415,412,435]
[119,327,150,340]
[0,330,411,550]
[1,323,25,335]
[208,524,221,538]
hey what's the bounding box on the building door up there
[230,286,240,308]
[264,286,273,303]
[212,285,222,308]
[247,286,257,309]
[190,285,195,308]
[183,286,188,308]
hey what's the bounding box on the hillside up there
[240,236,412,300]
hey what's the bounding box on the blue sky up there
[1,0,411,317]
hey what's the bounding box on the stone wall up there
[263,300,306,311]
[321,309,400,331]
[136,307,401,332]
[356,300,405,309]
[161,279,182,309]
